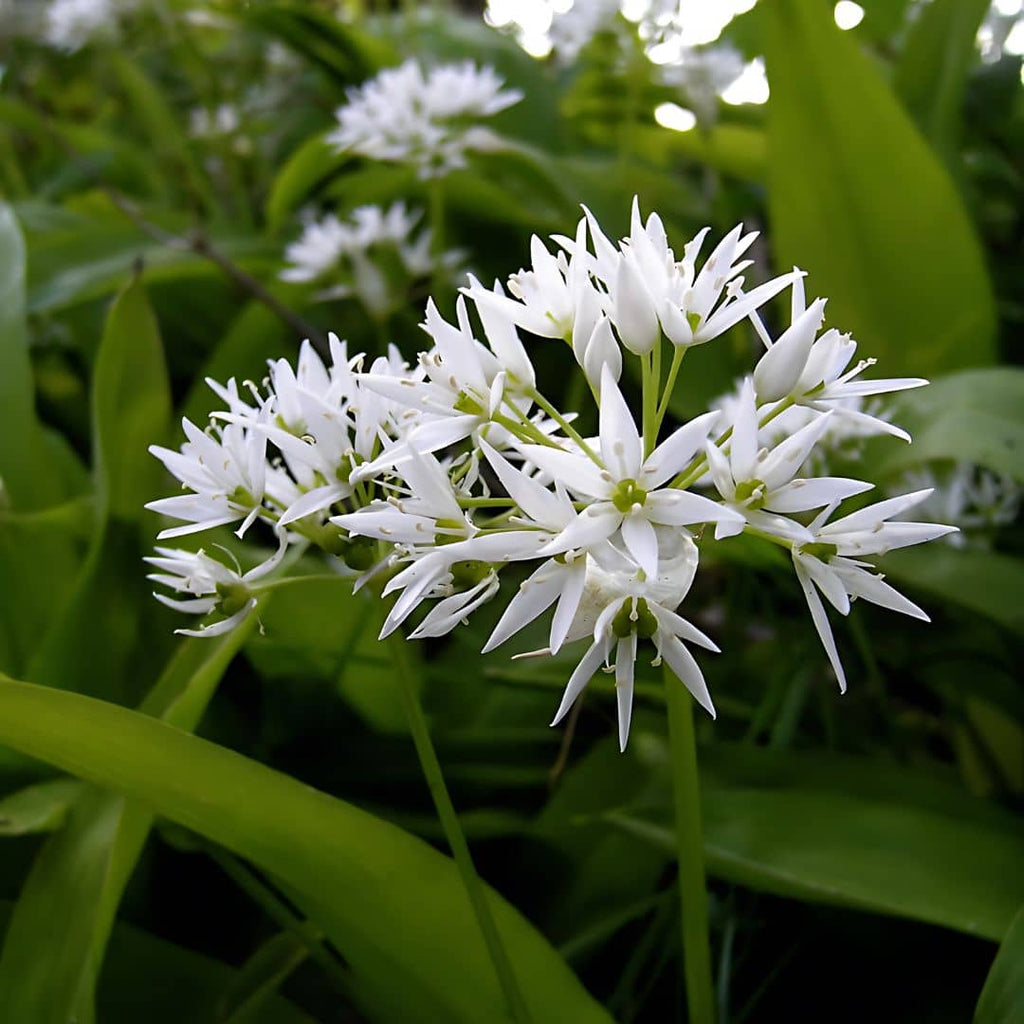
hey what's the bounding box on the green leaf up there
[894,0,990,159]
[0,778,83,836]
[0,675,611,1024]
[881,545,1024,635]
[761,0,997,375]
[607,746,1024,941]
[92,275,172,520]
[265,132,347,233]
[0,903,314,1024]
[106,51,217,215]
[27,276,171,694]
[873,368,1024,481]
[0,203,61,510]
[0,625,257,1023]
[976,904,1024,1023]
[218,931,309,1024]
[242,4,391,86]
[0,203,82,677]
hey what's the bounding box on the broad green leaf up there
[106,51,217,215]
[0,625,257,1023]
[761,0,996,375]
[27,277,171,694]
[0,778,83,836]
[92,275,171,520]
[242,5,391,85]
[265,132,347,232]
[894,0,990,159]
[640,122,767,181]
[0,904,314,1024]
[873,368,1024,481]
[606,770,1024,942]
[0,204,82,676]
[976,905,1024,1023]
[0,675,611,1024]
[881,545,1024,635]
[27,225,275,315]
[0,203,48,509]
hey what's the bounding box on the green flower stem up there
[655,345,687,431]
[670,396,797,491]
[664,664,716,1024]
[428,174,446,295]
[387,631,532,1024]
[641,351,658,460]
[492,408,558,449]
[527,387,601,465]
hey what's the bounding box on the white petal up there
[550,558,587,653]
[175,599,257,638]
[793,557,847,692]
[482,564,563,652]
[645,490,744,527]
[642,411,721,489]
[278,484,347,526]
[550,639,606,726]
[515,444,610,499]
[615,635,637,751]
[659,634,716,718]
[765,477,872,514]
[621,513,659,580]
[753,297,826,402]
[539,504,621,555]
[729,377,759,482]
[599,363,642,479]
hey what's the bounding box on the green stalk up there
[428,174,447,297]
[655,345,687,431]
[387,632,532,1023]
[641,351,657,460]
[664,665,715,1024]
[527,387,601,465]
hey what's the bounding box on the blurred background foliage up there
[0,0,1022,1020]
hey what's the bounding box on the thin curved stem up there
[387,632,532,1023]
[664,664,715,1024]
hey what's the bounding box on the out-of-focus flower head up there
[327,59,523,178]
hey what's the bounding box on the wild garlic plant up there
[146,199,955,750]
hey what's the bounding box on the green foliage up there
[761,0,997,375]
[1,4,1021,1020]
[976,905,1024,1024]
[0,675,611,1024]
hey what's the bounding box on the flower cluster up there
[280,203,464,318]
[146,200,955,750]
[327,59,522,178]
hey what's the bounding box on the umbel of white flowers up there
[327,59,522,178]
[145,200,955,751]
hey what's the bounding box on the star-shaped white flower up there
[518,365,742,579]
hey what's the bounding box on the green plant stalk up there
[664,664,715,1024]
[429,174,447,296]
[387,632,532,1023]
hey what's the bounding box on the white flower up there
[792,491,958,689]
[189,104,241,139]
[659,44,745,123]
[44,0,120,51]
[147,411,270,540]
[519,365,741,579]
[327,60,522,178]
[281,204,460,315]
[355,295,536,467]
[145,531,289,638]
[705,377,873,540]
[547,538,718,751]
[895,463,1022,546]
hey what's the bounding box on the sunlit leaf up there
[0,676,611,1024]
[761,0,997,374]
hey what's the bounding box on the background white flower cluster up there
[147,200,955,750]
